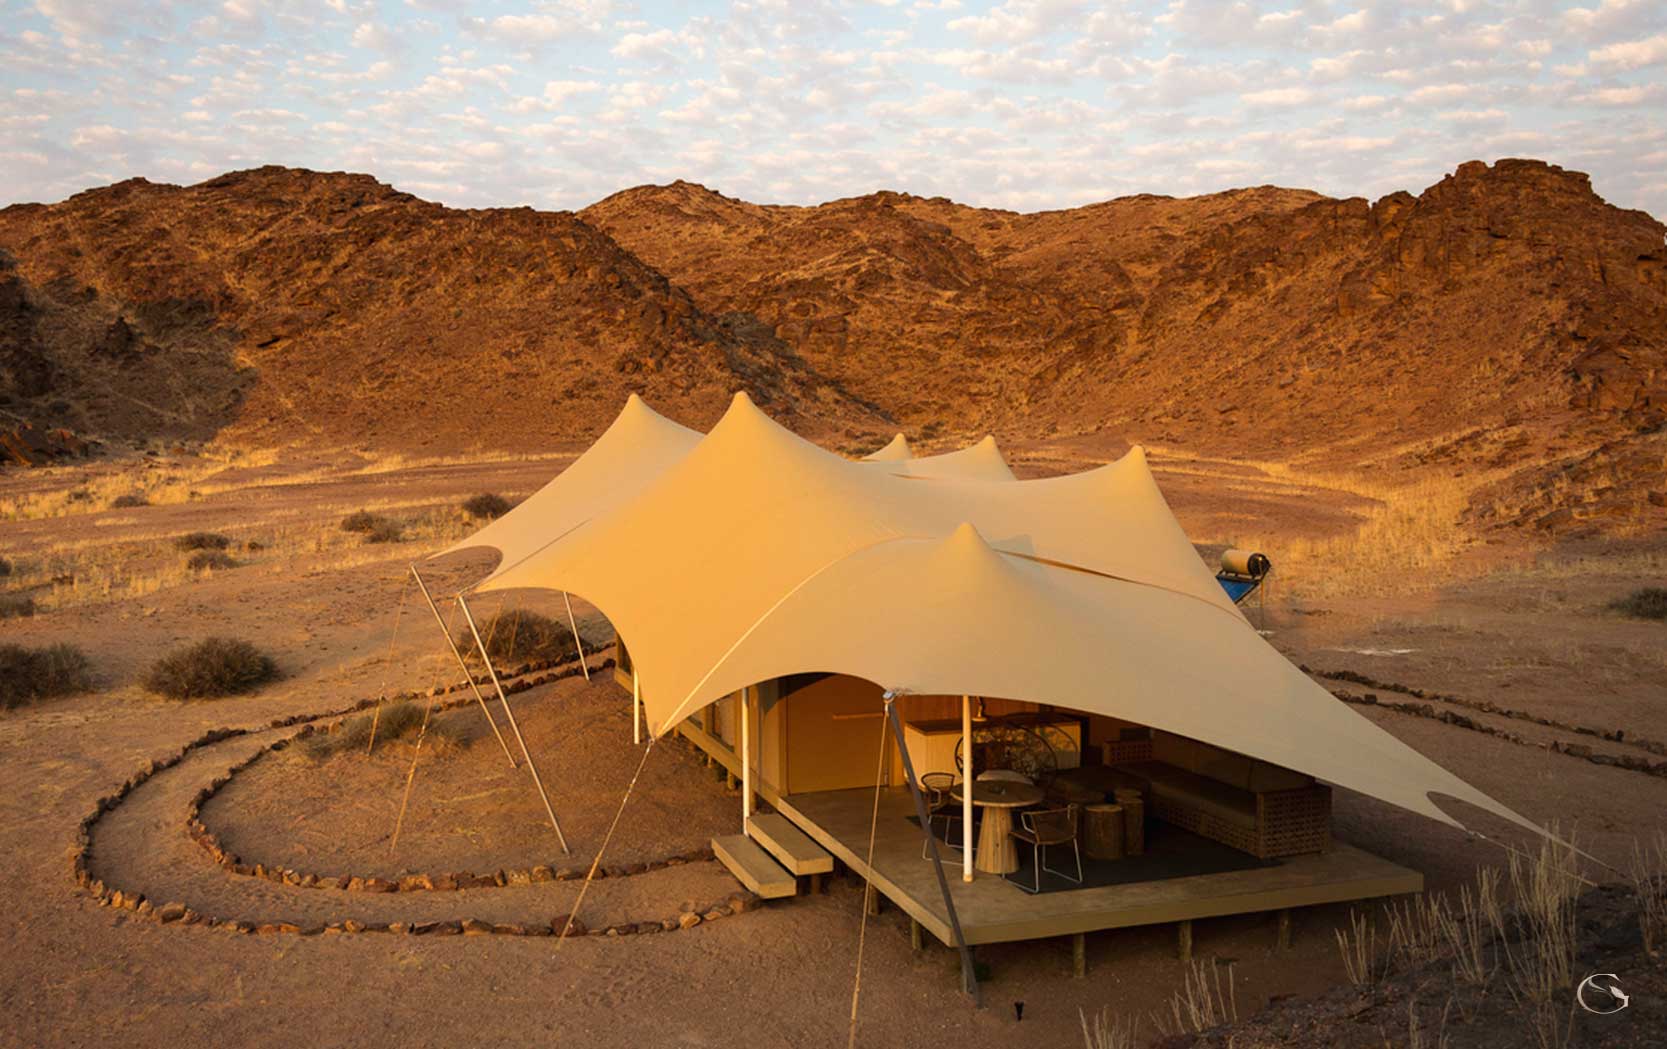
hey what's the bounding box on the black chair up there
[920,772,964,860]
[1006,804,1083,894]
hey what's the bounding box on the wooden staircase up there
[712,812,833,900]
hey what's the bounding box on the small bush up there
[0,594,35,619]
[456,609,578,667]
[1610,587,1667,622]
[187,550,238,571]
[143,637,277,700]
[363,518,404,544]
[301,700,464,760]
[462,493,513,520]
[1,643,93,710]
[110,493,150,508]
[173,531,231,551]
[0,556,12,577]
[340,511,384,533]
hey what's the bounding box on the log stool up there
[1047,779,1104,837]
[1083,803,1125,860]
[1113,788,1145,857]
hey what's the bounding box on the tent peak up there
[863,432,914,462]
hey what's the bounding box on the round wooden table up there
[950,781,1044,875]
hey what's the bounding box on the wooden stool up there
[1047,780,1103,837]
[1114,791,1145,856]
[1083,803,1125,860]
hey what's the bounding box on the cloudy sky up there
[2,1,1664,217]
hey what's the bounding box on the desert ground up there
[1,438,1662,1049]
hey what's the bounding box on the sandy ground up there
[1,450,1663,1048]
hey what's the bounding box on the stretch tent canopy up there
[466,392,1536,836]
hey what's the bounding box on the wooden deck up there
[776,787,1422,947]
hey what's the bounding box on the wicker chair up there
[920,772,963,860]
[1005,804,1082,894]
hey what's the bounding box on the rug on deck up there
[913,816,1279,893]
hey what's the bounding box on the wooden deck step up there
[712,834,797,899]
[747,814,834,876]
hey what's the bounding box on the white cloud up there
[1589,32,1667,71]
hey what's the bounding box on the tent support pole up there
[740,685,752,831]
[632,670,641,745]
[885,697,979,1005]
[961,695,974,883]
[457,593,571,855]
[409,564,517,769]
[561,591,590,681]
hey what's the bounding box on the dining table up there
[950,780,1044,875]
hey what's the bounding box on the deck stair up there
[746,814,834,877]
[712,833,797,899]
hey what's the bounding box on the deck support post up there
[409,565,518,769]
[1276,908,1292,951]
[1177,919,1193,962]
[457,593,570,855]
[865,882,882,917]
[810,872,823,895]
[960,694,974,883]
[910,917,923,952]
[885,695,980,1005]
[1072,933,1086,979]
[632,669,642,745]
[740,685,752,831]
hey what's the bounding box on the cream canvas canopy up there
[473,392,1535,836]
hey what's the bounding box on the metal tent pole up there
[885,695,979,1004]
[457,593,570,855]
[409,564,518,769]
[632,669,642,744]
[961,695,974,882]
[562,591,590,681]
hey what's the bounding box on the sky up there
[2,1,1664,217]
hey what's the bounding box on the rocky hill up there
[0,168,873,454]
[1,160,1662,529]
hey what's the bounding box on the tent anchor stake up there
[886,696,980,1006]
[458,593,571,855]
[409,564,518,769]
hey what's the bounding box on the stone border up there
[1311,664,1667,759]
[1324,676,1667,780]
[71,648,764,939]
[183,656,725,892]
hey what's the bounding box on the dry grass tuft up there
[1152,957,1238,1036]
[462,493,513,519]
[1336,909,1383,986]
[1629,831,1667,962]
[1079,1008,1139,1049]
[1609,586,1667,622]
[457,608,578,667]
[109,493,150,509]
[0,593,35,619]
[186,550,238,571]
[301,700,465,760]
[0,643,93,709]
[143,637,277,700]
[173,531,231,551]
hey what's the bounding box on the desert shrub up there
[456,609,577,667]
[1610,587,1667,622]
[0,643,93,710]
[339,510,384,533]
[187,550,238,571]
[363,518,404,543]
[143,637,277,700]
[0,556,13,577]
[301,700,464,760]
[110,493,149,508]
[0,594,34,619]
[462,493,513,519]
[173,531,230,551]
